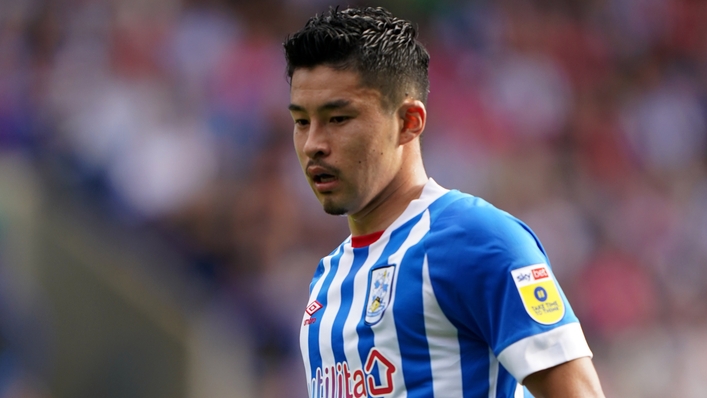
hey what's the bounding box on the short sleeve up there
[424,197,592,382]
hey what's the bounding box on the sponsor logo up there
[303,300,323,327]
[365,265,395,324]
[309,348,396,398]
[532,267,549,280]
[510,264,565,325]
[306,300,323,316]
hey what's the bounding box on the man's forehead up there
[291,64,359,83]
[291,66,363,93]
[289,66,383,111]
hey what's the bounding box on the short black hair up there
[284,6,430,110]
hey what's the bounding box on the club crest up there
[365,265,395,324]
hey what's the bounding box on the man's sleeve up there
[425,202,592,382]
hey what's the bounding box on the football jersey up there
[300,179,592,398]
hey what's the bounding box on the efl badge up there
[511,264,565,325]
[365,265,395,324]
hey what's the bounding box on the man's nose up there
[303,122,330,159]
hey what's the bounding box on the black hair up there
[284,6,430,110]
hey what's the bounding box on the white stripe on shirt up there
[372,209,433,398]
[317,245,355,388]
[423,253,464,397]
[341,233,391,382]
[301,247,339,397]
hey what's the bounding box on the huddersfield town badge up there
[365,265,395,324]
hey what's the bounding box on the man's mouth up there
[313,173,336,184]
[307,164,339,192]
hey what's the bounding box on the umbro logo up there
[306,300,323,316]
[303,300,323,326]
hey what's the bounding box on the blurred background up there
[1,0,706,397]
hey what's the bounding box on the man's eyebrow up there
[319,99,351,111]
[288,99,352,113]
[288,103,305,112]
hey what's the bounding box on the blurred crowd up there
[1,0,707,397]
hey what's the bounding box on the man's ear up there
[398,100,426,145]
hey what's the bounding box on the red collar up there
[351,230,384,248]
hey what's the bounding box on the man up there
[284,6,605,398]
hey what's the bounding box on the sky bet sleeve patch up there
[511,264,565,325]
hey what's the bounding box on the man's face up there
[289,65,403,217]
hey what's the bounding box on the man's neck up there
[347,169,428,236]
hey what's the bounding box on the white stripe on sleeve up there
[497,322,593,383]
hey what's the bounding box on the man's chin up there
[320,198,348,216]
[323,204,348,216]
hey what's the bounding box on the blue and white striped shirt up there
[300,179,592,398]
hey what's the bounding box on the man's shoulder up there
[424,190,545,267]
[427,191,525,239]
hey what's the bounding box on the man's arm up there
[523,357,605,398]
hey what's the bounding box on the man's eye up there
[295,119,310,127]
[330,116,349,124]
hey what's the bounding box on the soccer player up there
[284,7,605,398]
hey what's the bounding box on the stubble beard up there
[318,191,349,216]
[321,200,348,216]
